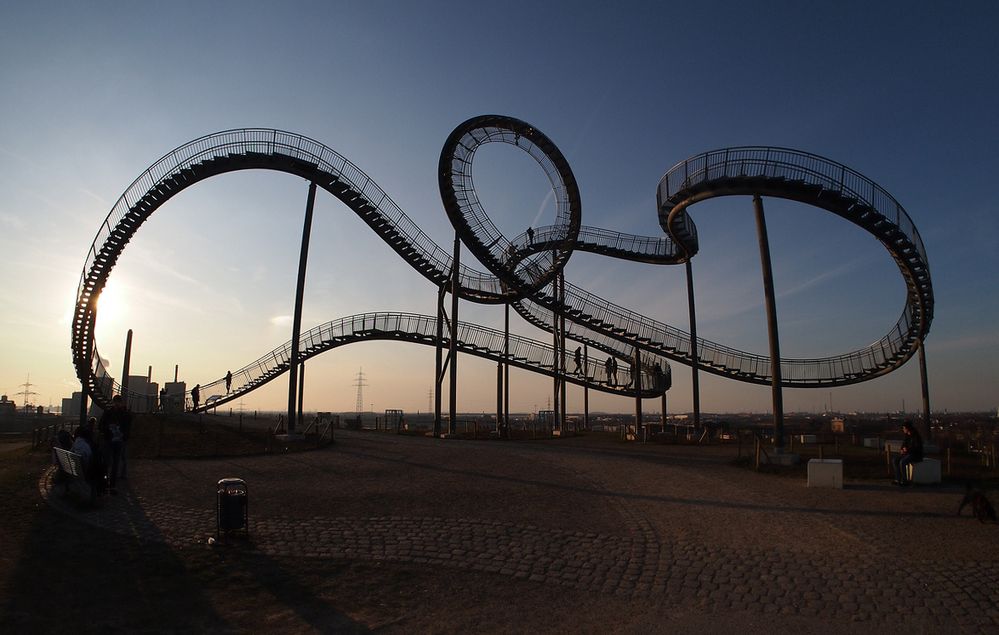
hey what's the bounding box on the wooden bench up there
[53,447,94,502]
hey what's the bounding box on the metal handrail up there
[190,311,667,412]
[646,145,931,385]
[658,146,927,260]
[73,130,932,409]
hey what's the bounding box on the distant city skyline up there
[2,2,997,416]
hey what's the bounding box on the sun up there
[96,279,128,326]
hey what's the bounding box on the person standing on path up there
[573,347,583,375]
[191,384,200,411]
[225,370,233,394]
[99,395,131,494]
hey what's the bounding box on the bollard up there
[947,447,952,476]
[819,445,824,461]
[755,437,761,470]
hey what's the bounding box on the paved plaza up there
[39,431,999,632]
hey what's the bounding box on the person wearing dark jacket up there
[99,394,132,493]
[893,421,923,486]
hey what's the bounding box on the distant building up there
[0,394,15,417]
[124,375,158,413]
[61,392,83,419]
[162,381,186,414]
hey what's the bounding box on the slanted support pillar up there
[121,329,133,399]
[918,338,931,441]
[685,260,701,429]
[287,181,317,433]
[752,194,785,451]
[80,317,94,426]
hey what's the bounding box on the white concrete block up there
[807,459,843,489]
[907,458,941,485]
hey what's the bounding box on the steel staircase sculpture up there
[658,147,933,384]
[196,312,669,412]
[72,119,932,411]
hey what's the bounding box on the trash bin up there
[216,477,248,534]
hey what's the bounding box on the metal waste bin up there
[216,478,248,534]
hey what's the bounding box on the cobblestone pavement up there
[41,431,999,631]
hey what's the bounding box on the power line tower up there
[16,374,39,414]
[427,388,432,413]
[352,368,368,414]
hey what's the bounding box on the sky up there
[1,1,997,416]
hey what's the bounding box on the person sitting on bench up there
[892,421,923,486]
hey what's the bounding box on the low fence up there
[31,420,76,450]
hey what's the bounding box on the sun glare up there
[96,279,128,326]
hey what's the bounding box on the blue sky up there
[1,1,997,415]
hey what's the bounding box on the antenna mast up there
[17,374,39,414]
[352,368,368,414]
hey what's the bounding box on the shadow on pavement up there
[335,441,957,521]
[0,451,370,632]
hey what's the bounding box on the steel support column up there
[504,303,510,434]
[297,361,305,429]
[121,329,133,399]
[634,346,642,436]
[434,285,446,438]
[80,318,93,426]
[583,344,589,431]
[552,278,560,433]
[918,338,931,441]
[496,362,502,432]
[685,260,701,429]
[449,234,460,435]
[752,194,785,450]
[287,181,317,433]
[559,273,567,432]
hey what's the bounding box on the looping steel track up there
[72,119,932,410]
